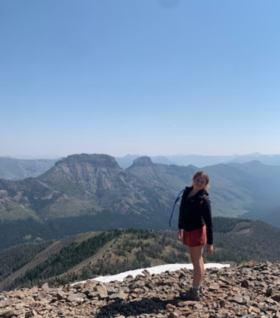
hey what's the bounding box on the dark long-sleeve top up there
[178,186,213,245]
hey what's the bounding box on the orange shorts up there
[183,225,207,247]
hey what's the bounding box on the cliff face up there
[40,153,124,194]
[0,261,280,317]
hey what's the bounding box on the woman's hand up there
[206,244,214,255]
[178,229,183,240]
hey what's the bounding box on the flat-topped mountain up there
[39,154,124,196]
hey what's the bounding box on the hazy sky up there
[1,0,280,158]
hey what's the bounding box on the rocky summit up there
[130,157,154,167]
[1,262,280,318]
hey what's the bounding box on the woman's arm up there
[201,198,213,246]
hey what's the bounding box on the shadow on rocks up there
[96,296,179,317]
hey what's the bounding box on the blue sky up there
[1,0,280,158]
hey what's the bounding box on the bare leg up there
[188,245,204,287]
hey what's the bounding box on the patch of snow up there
[73,263,230,285]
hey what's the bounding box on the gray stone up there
[96,284,108,299]
[67,292,86,303]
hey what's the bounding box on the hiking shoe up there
[180,288,200,301]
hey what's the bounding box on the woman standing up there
[178,171,214,301]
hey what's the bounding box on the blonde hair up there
[192,171,210,189]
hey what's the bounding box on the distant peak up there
[132,156,153,166]
[246,160,263,165]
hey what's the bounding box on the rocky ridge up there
[1,262,280,318]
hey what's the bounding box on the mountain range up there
[1,153,280,250]
[0,157,58,180]
[2,153,280,180]
[116,153,280,168]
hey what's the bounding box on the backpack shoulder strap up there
[168,188,185,227]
